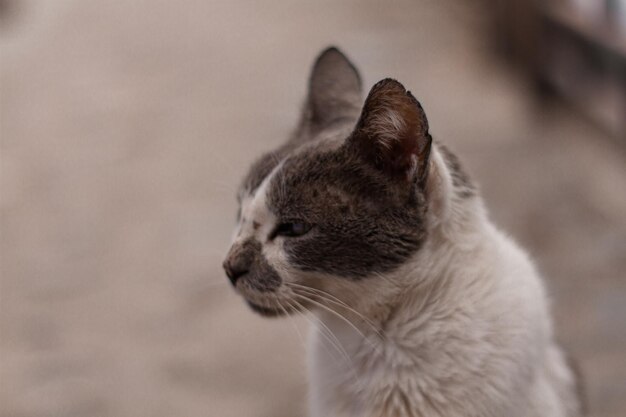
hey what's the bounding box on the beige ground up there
[1,1,625,416]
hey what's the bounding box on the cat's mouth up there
[241,290,308,318]
[235,281,304,317]
[245,300,285,317]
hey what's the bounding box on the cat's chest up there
[308,322,437,417]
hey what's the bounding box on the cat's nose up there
[223,259,249,286]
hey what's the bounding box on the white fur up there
[234,163,279,244]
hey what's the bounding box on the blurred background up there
[1,0,625,416]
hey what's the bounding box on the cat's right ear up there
[301,47,362,131]
[347,79,432,185]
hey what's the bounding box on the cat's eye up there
[271,221,312,239]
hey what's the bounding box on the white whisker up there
[275,297,308,352]
[286,282,385,340]
[291,292,381,354]
[287,297,353,368]
[289,295,370,392]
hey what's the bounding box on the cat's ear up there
[303,47,362,129]
[348,79,432,184]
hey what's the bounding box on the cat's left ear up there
[348,78,432,184]
[302,47,362,130]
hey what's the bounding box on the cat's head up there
[223,47,468,317]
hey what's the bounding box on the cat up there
[223,47,583,417]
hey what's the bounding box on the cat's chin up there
[245,300,285,317]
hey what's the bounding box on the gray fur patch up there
[267,143,428,278]
[240,141,303,197]
[241,150,284,196]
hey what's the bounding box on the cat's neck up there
[313,196,496,347]
[311,142,499,357]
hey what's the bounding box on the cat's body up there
[223,47,582,417]
[307,171,578,417]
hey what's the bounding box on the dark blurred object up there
[0,0,11,19]
[0,0,18,29]
[489,0,626,139]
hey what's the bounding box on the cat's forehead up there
[239,129,349,200]
[239,150,284,200]
[267,146,407,222]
